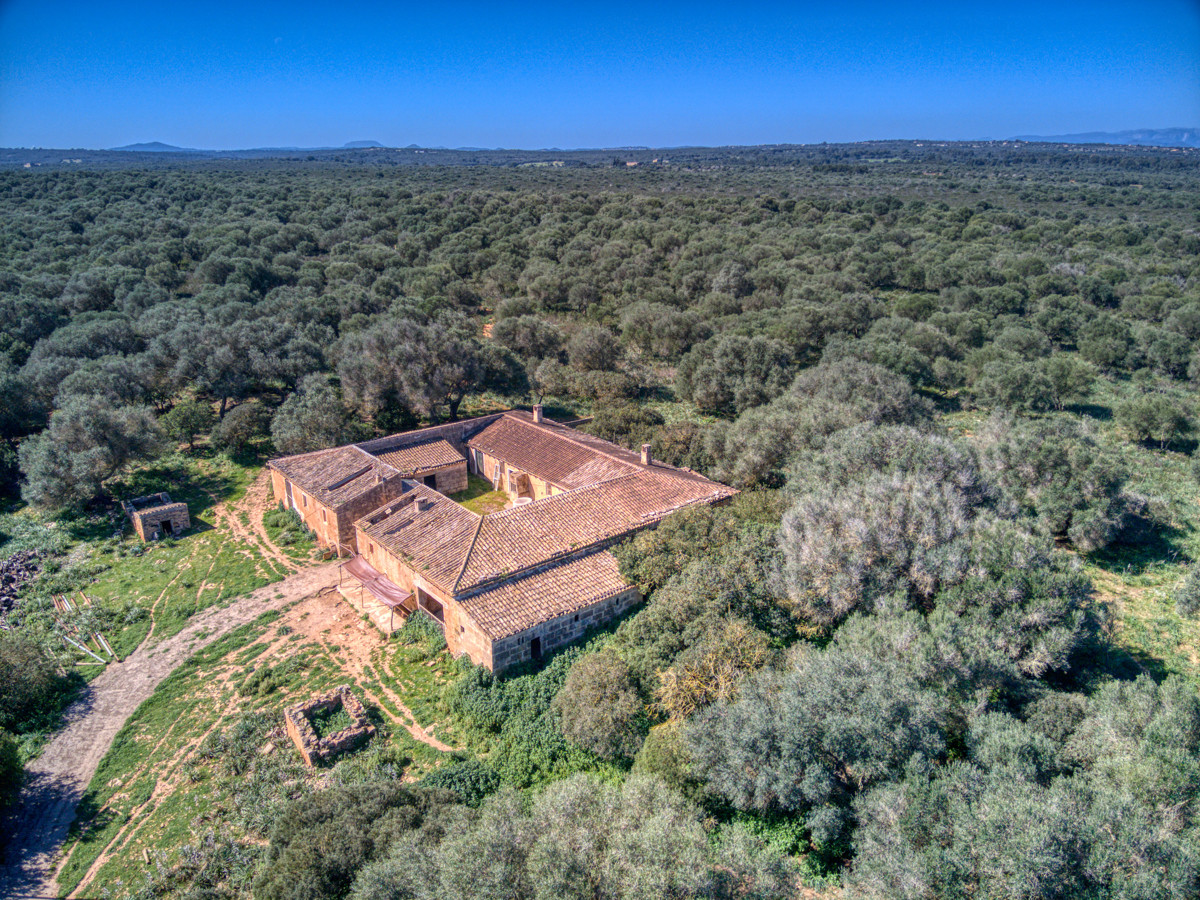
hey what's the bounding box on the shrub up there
[212,400,273,455]
[0,728,20,810]
[1116,394,1193,450]
[396,610,447,654]
[552,650,644,760]
[418,759,502,807]
[255,783,463,900]
[0,632,79,734]
[1175,566,1200,617]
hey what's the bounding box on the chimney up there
[417,498,434,512]
[532,404,544,424]
[641,443,652,466]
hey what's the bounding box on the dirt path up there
[212,471,301,579]
[0,563,339,900]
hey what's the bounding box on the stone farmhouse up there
[268,407,735,671]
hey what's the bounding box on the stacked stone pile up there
[284,685,375,766]
[0,550,44,620]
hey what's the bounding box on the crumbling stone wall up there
[122,493,190,541]
[284,685,374,766]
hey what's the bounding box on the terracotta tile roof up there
[357,483,481,588]
[370,438,465,475]
[457,550,630,639]
[455,469,736,591]
[270,446,399,509]
[467,413,639,489]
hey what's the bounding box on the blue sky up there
[1,0,1197,149]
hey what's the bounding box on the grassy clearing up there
[57,603,455,899]
[944,377,1200,688]
[82,453,279,648]
[261,506,318,563]
[450,474,509,515]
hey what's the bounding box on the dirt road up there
[0,563,339,900]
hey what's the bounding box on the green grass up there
[310,705,354,738]
[57,605,456,899]
[12,453,287,669]
[945,373,1200,688]
[261,506,318,562]
[450,474,509,515]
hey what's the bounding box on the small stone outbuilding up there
[122,493,190,541]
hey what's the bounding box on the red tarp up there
[341,556,413,609]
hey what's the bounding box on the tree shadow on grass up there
[1086,520,1192,578]
[1068,402,1113,422]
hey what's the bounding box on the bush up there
[254,783,463,900]
[0,728,20,810]
[1116,394,1193,450]
[212,400,273,455]
[978,415,1139,551]
[552,650,644,760]
[396,610,447,654]
[0,632,79,734]
[1175,567,1200,617]
[418,759,502,806]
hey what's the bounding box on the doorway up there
[159,520,173,537]
[423,474,437,489]
[530,636,542,659]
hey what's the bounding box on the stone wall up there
[131,503,190,541]
[284,685,375,766]
[430,461,468,495]
[356,414,505,461]
[489,588,641,672]
[332,474,408,555]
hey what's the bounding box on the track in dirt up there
[0,565,339,900]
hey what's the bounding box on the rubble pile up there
[0,550,44,619]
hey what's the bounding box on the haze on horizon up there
[1,0,1197,150]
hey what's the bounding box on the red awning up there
[340,556,413,609]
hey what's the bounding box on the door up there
[530,636,542,660]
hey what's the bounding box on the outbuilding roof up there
[456,550,629,639]
[466,412,640,489]
[269,445,400,509]
[357,483,481,588]
[371,438,465,475]
[455,469,735,591]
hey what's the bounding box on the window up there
[321,510,327,523]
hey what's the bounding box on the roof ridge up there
[351,444,401,477]
[503,412,644,472]
[354,411,508,452]
[485,471,642,521]
[452,516,486,594]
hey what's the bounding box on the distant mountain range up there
[110,141,199,152]
[110,140,386,152]
[1012,128,1200,148]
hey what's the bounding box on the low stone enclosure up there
[121,492,190,541]
[284,685,375,766]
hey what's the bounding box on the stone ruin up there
[122,492,190,542]
[284,685,375,766]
